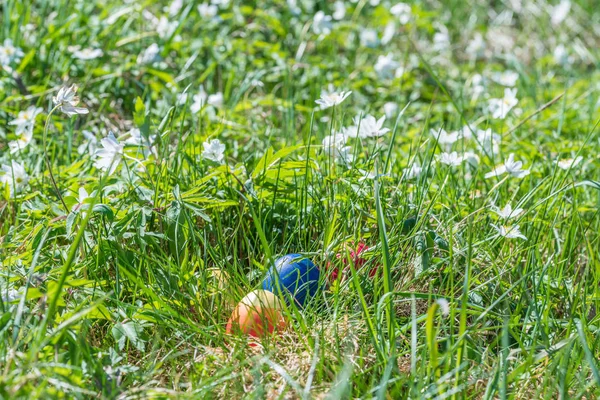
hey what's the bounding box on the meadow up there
[1,0,599,398]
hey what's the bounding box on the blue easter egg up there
[262,254,321,307]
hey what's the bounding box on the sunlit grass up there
[0,0,599,398]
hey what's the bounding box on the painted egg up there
[206,268,237,306]
[326,242,377,283]
[226,290,286,338]
[262,254,321,307]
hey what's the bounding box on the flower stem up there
[42,105,69,213]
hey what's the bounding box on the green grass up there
[1,0,599,398]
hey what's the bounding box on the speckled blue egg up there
[262,254,321,307]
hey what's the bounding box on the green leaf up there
[576,180,600,190]
[0,312,11,332]
[166,200,188,260]
[425,302,440,377]
[16,49,36,74]
[66,212,77,237]
[252,145,304,179]
[112,321,146,352]
[146,68,176,85]
[134,96,151,140]
[92,204,114,221]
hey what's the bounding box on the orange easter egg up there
[226,290,286,338]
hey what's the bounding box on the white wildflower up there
[466,33,486,59]
[78,186,90,205]
[383,102,399,119]
[390,3,411,24]
[492,203,524,219]
[287,0,301,15]
[52,84,89,117]
[9,106,43,135]
[436,298,450,316]
[322,133,347,151]
[78,130,98,155]
[125,128,143,146]
[177,92,188,105]
[333,1,346,20]
[334,146,354,165]
[191,86,223,113]
[491,70,519,87]
[360,29,379,48]
[555,156,582,170]
[72,48,103,60]
[21,24,37,45]
[492,224,527,240]
[359,169,377,181]
[212,0,231,7]
[476,129,500,154]
[485,153,530,179]
[137,43,160,65]
[1,288,20,303]
[488,88,518,119]
[551,0,570,25]
[207,92,224,108]
[353,114,390,138]
[166,0,183,15]
[395,66,406,79]
[313,11,333,35]
[431,128,459,148]
[432,29,450,52]
[202,139,226,163]
[198,3,218,19]
[438,151,463,167]
[9,126,34,153]
[94,133,124,175]
[323,133,353,165]
[381,22,396,45]
[553,44,573,66]
[156,16,178,39]
[73,186,91,215]
[0,161,29,196]
[374,53,399,80]
[404,160,423,180]
[462,151,480,167]
[458,125,475,140]
[0,39,24,67]
[469,73,485,100]
[315,89,352,109]
[485,28,515,55]
[191,87,208,113]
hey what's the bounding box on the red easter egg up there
[327,241,377,283]
[226,290,286,339]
